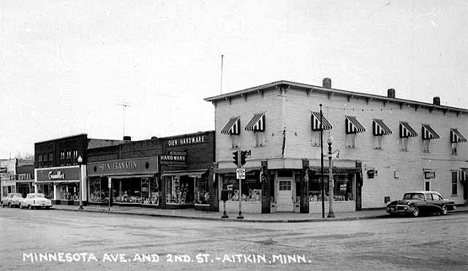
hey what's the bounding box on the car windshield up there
[403,193,424,200]
[12,194,22,198]
[33,194,45,198]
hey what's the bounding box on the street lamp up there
[320,104,325,218]
[77,155,84,210]
[327,135,335,218]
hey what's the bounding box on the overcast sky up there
[1,0,467,159]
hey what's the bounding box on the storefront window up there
[113,178,142,204]
[142,178,160,205]
[166,176,194,204]
[89,177,109,203]
[37,183,53,199]
[222,174,261,202]
[309,174,353,202]
[58,183,79,200]
[195,178,209,204]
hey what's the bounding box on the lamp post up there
[77,155,84,210]
[320,104,325,218]
[327,135,335,218]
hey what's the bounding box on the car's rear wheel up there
[412,207,419,217]
[8,203,11,208]
[441,205,448,215]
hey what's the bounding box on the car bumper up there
[30,203,53,208]
[386,205,415,214]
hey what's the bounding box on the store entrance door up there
[277,179,293,212]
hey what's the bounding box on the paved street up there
[1,208,467,271]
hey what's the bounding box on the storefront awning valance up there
[161,169,207,178]
[311,112,333,131]
[309,166,362,174]
[450,128,467,143]
[422,124,440,140]
[400,121,418,138]
[221,117,241,135]
[345,116,366,134]
[372,119,392,136]
[214,167,261,174]
[245,113,265,132]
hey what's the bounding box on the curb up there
[50,207,396,223]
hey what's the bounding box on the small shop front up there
[35,166,81,204]
[87,157,159,207]
[162,169,209,210]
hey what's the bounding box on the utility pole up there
[116,101,131,138]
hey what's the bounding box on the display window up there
[89,177,109,203]
[309,174,354,202]
[166,176,195,204]
[195,178,209,204]
[222,174,262,202]
[36,183,53,199]
[58,183,79,200]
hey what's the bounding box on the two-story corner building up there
[34,134,125,205]
[204,79,468,214]
[86,131,217,211]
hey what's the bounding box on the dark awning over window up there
[400,122,418,138]
[450,128,467,143]
[345,116,366,134]
[311,112,333,131]
[421,124,440,140]
[245,113,265,132]
[372,119,392,136]
[221,117,241,135]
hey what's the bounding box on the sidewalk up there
[51,204,468,223]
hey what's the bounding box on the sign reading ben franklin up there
[87,157,158,177]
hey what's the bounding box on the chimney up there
[123,136,131,141]
[387,88,396,98]
[433,97,440,106]
[322,78,332,89]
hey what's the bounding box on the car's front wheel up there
[441,205,448,215]
[412,207,420,217]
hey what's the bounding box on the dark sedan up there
[386,191,456,217]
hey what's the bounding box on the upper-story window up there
[372,119,392,150]
[421,124,440,153]
[450,128,467,155]
[311,112,333,146]
[399,121,418,151]
[221,116,241,149]
[245,113,266,147]
[345,116,366,148]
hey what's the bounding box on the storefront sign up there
[167,135,205,146]
[160,155,186,162]
[87,157,158,177]
[0,167,7,173]
[48,171,65,180]
[36,167,80,182]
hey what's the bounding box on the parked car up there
[19,193,52,209]
[386,191,456,217]
[1,193,24,208]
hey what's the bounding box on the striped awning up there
[372,119,392,136]
[245,113,265,132]
[421,124,440,140]
[345,116,366,134]
[450,128,467,143]
[311,112,333,131]
[400,122,418,138]
[221,117,241,135]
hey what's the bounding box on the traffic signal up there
[232,151,239,166]
[240,150,248,166]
